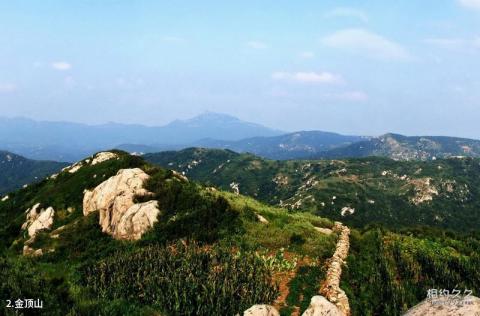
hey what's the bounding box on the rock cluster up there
[83,168,161,240]
[319,222,351,316]
[409,177,438,205]
[403,295,480,315]
[61,151,119,175]
[21,203,55,256]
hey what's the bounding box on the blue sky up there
[1,0,479,137]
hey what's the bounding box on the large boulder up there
[302,296,343,316]
[243,305,280,316]
[403,296,480,316]
[83,168,161,240]
[22,203,55,238]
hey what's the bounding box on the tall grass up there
[82,242,279,315]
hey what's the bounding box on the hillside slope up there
[0,150,337,315]
[145,148,480,232]
[1,151,478,315]
[0,151,68,195]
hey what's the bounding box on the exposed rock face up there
[302,296,343,316]
[243,305,280,316]
[21,203,55,256]
[83,168,161,240]
[23,246,43,257]
[340,206,355,217]
[172,170,189,182]
[256,213,269,224]
[230,182,240,195]
[403,295,480,316]
[91,151,118,165]
[410,177,438,205]
[61,151,119,175]
[319,222,351,316]
[314,227,333,235]
[115,201,161,240]
[22,203,55,238]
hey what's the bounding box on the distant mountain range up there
[0,112,283,162]
[0,151,67,195]
[192,131,365,160]
[2,113,480,162]
[137,132,480,161]
[119,131,365,160]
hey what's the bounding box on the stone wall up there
[318,222,351,316]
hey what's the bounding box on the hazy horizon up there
[1,1,480,138]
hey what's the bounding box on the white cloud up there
[321,28,411,61]
[458,0,480,10]
[299,51,315,59]
[0,83,16,93]
[51,61,72,71]
[325,7,369,22]
[272,71,343,84]
[247,41,268,49]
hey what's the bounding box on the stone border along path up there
[318,221,351,316]
[242,221,351,316]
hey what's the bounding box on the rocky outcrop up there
[115,200,161,240]
[172,170,189,182]
[61,151,119,175]
[23,246,43,257]
[302,296,343,316]
[314,227,333,235]
[22,203,55,238]
[1,195,9,202]
[230,182,240,195]
[243,305,280,316]
[256,213,269,224]
[403,295,480,315]
[91,151,118,165]
[21,203,55,256]
[83,168,161,240]
[409,177,438,205]
[317,222,351,316]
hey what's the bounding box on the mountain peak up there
[188,112,241,123]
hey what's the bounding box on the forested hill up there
[0,151,67,195]
[316,133,480,160]
[145,148,480,232]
